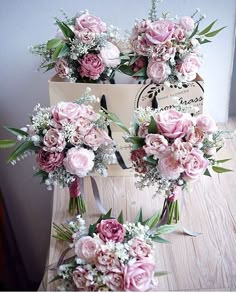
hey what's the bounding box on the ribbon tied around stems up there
[68,176,108,216]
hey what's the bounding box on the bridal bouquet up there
[0,89,116,214]
[30,10,121,83]
[118,1,225,84]
[106,101,233,224]
[51,209,174,291]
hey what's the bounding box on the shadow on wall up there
[229,37,236,116]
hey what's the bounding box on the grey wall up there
[229,36,236,116]
[0,0,235,283]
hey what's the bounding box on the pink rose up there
[129,237,152,259]
[145,19,174,45]
[134,19,151,33]
[196,114,218,134]
[104,272,124,291]
[75,13,107,34]
[124,259,155,292]
[144,134,169,159]
[55,58,69,78]
[130,148,147,174]
[73,266,94,290]
[52,102,81,125]
[36,150,64,173]
[177,53,201,81]
[147,59,170,84]
[79,53,105,80]
[183,149,209,181]
[179,16,195,32]
[186,127,204,145]
[96,246,121,273]
[173,26,186,42]
[158,151,183,180]
[78,104,98,121]
[83,127,112,150]
[63,147,95,177]
[171,138,193,165]
[74,28,95,44]
[97,219,125,243]
[131,37,149,56]
[75,236,101,263]
[156,109,193,139]
[137,121,149,137]
[100,42,121,68]
[43,128,66,152]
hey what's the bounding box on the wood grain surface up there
[39,118,236,291]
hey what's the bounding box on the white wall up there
[0,0,235,283]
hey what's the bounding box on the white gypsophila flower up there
[135,107,159,123]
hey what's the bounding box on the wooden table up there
[40,118,236,291]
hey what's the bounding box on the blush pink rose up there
[52,102,81,125]
[79,53,105,80]
[134,19,151,33]
[129,237,152,259]
[43,128,66,152]
[55,58,69,78]
[74,28,95,44]
[185,127,204,145]
[104,272,124,291]
[196,114,218,134]
[83,127,112,150]
[63,147,95,177]
[73,267,93,290]
[97,219,125,243]
[145,19,174,45]
[78,104,98,121]
[124,259,155,292]
[183,149,209,181]
[177,53,201,81]
[96,246,121,273]
[75,236,101,263]
[156,109,193,139]
[36,150,64,173]
[173,26,186,42]
[158,151,183,180]
[179,16,195,32]
[144,134,169,159]
[171,138,193,165]
[147,59,170,84]
[75,13,107,33]
[131,37,149,56]
[100,42,121,68]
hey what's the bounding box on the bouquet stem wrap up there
[69,177,86,215]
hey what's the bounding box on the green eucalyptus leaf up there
[46,38,62,49]
[196,38,211,44]
[52,43,64,60]
[117,210,124,224]
[132,67,147,77]
[146,210,161,229]
[129,56,140,65]
[118,65,134,76]
[7,141,35,163]
[198,20,218,35]
[150,235,170,243]
[155,224,176,235]
[134,208,143,224]
[154,271,169,277]
[125,136,145,146]
[88,223,97,237]
[144,156,157,165]
[58,43,70,57]
[4,126,28,137]
[212,166,233,173]
[103,208,112,219]
[204,168,211,177]
[216,158,231,163]
[205,26,226,37]
[148,116,158,134]
[106,112,130,134]
[0,139,16,149]
[56,20,75,39]
[188,23,199,39]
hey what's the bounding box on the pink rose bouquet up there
[30,10,121,83]
[51,208,175,291]
[118,2,225,84]
[106,100,233,225]
[0,88,117,215]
